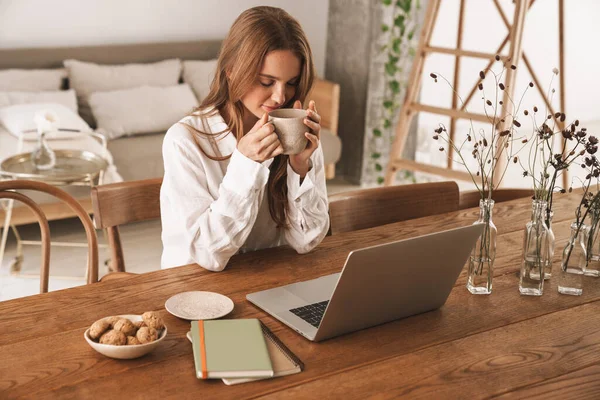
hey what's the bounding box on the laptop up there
[247,224,484,342]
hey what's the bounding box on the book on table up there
[221,321,304,385]
[190,318,273,379]
[187,320,304,384]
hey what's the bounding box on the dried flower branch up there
[563,156,600,267]
[430,58,529,200]
[519,68,594,226]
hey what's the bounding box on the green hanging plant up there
[368,0,420,185]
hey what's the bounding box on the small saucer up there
[165,291,234,320]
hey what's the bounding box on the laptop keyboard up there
[289,300,330,328]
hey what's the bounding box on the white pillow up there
[64,59,182,127]
[0,102,92,141]
[182,59,218,103]
[64,59,182,97]
[0,68,67,91]
[89,84,198,139]
[0,89,78,111]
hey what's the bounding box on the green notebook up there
[190,319,274,379]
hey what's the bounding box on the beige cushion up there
[321,128,342,165]
[182,59,217,102]
[0,89,77,111]
[0,68,66,91]
[89,84,198,140]
[107,133,166,181]
[63,58,182,126]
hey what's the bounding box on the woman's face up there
[241,49,301,120]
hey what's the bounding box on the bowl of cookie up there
[84,311,167,359]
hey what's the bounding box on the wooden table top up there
[1,193,599,399]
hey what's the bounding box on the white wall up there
[0,0,329,76]
[414,0,600,188]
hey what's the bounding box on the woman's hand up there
[237,113,284,163]
[289,100,321,177]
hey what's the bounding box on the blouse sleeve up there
[284,142,330,253]
[161,129,269,271]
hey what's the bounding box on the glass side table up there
[0,149,108,278]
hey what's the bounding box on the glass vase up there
[519,200,549,295]
[467,199,496,295]
[558,222,587,296]
[543,210,555,279]
[31,131,56,170]
[584,204,600,277]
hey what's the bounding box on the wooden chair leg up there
[325,164,336,180]
[101,227,135,282]
[0,192,51,293]
[106,226,125,273]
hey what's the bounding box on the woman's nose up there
[271,84,286,105]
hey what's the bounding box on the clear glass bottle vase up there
[584,204,600,277]
[558,222,587,296]
[519,200,549,296]
[31,131,56,170]
[467,199,497,295]
[543,210,555,279]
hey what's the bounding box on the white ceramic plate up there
[164,291,234,320]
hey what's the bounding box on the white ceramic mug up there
[268,108,310,155]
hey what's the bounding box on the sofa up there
[0,41,341,226]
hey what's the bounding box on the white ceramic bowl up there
[84,314,167,360]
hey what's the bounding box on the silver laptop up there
[247,224,483,342]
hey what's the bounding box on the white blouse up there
[160,110,330,271]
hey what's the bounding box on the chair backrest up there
[90,178,162,272]
[0,180,98,293]
[458,189,533,210]
[307,78,340,134]
[328,181,460,235]
[308,78,340,180]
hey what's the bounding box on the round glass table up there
[0,149,108,185]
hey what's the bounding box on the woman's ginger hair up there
[183,6,315,228]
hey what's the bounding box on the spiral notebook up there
[187,321,304,385]
[190,319,273,379]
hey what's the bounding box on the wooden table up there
[1,193,599,399]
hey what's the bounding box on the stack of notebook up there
[188,318,303,385]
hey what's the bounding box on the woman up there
[160,6,330,271]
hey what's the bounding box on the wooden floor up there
[0,218,163,300]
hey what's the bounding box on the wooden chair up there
[308,78,340,180]
[458,189,534,210]
[328,181,459,235]
[91,178,162,278]
[0,180,98,293]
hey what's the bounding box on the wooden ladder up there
[384,0,567,188]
